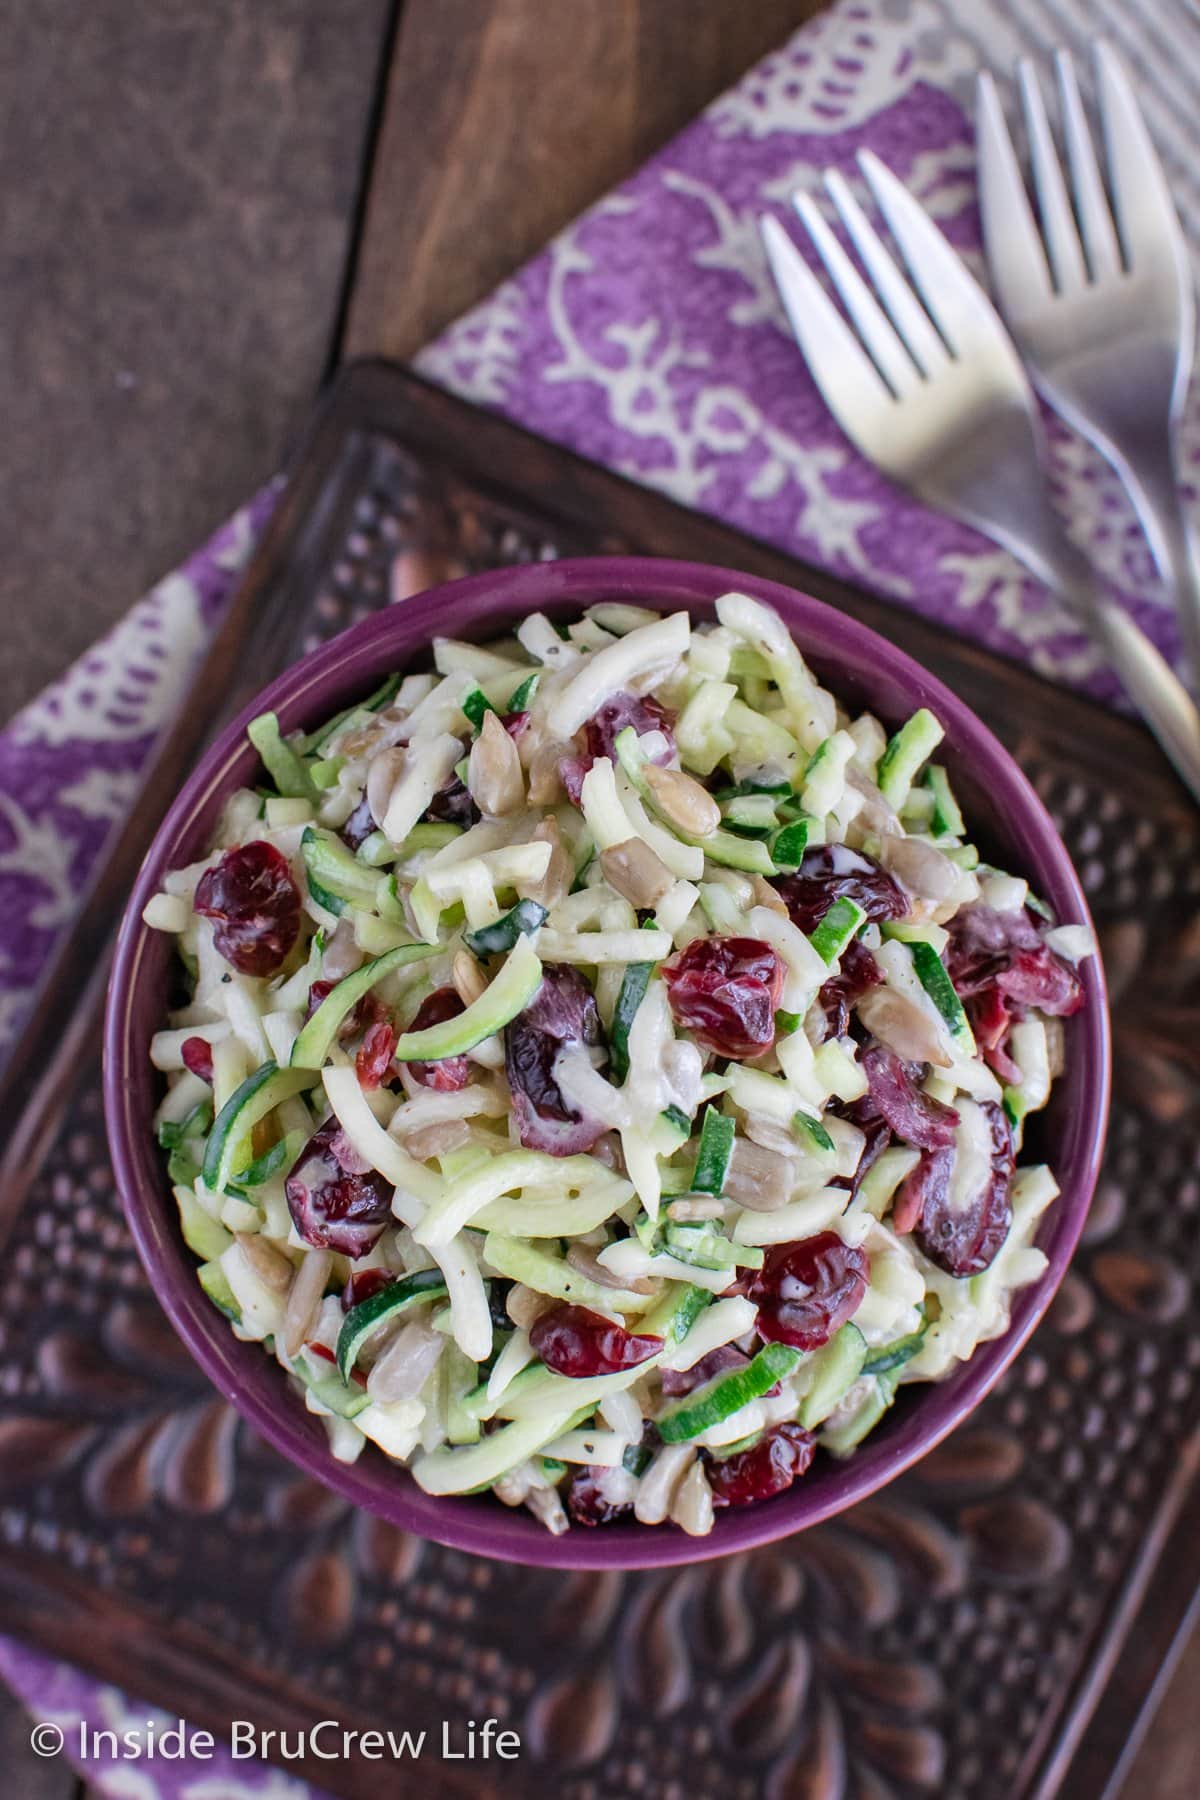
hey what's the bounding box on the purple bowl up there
[104,557,1109,1569]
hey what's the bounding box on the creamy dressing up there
[946,1099,994,1216]
[143,592,1090,1531]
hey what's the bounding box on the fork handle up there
[983,494,1200,802]
[996,495,1200,804]
[1155,511,1200,706]
[1116,440,1200,704]
[1071,581,1200,805]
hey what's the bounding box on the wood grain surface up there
[1120,1625,1200,1800]
[343,0,829,360]
[0,0,391,724]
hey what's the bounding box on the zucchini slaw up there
[143,593,1093,1536]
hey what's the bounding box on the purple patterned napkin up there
[3,0,1199,1793]
[0,1642,319,1800]
[0,487,278,1062]
[417,0,1200,706]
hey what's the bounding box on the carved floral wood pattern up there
[2,423,1199,1800]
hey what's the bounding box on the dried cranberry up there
[946,904,1042,984]
[842,1040,960,1193]
[406,988,471,1092]
[425,776,479,829]
[774,845,907,935]
[568,1468,634,1527]
[659,1344,749,1397]
[995,947,1082,1018]
[305,978,336,1021]
[340,796,376,851]
[818,937,883,1040]
[663,937,786,1060]
[304,980,384,1036]
[891,1144,951,1235]
[356,1020,397,1090]
[180,1036,214,1083]
[859,1045,958,1151]
[341,1268,394,1311]
[913,1101,1015,1277]
[963,981,1024,1083]
[193,841,301,977]
[585,692,675,763]
[559,692,676,805]
[285,1117,393,1258]
[530,1303,663,1377]
[989,1044,1023,1087]
[749,1231,869,1351]
[557,756,592,807]
[707,1422,816,1507]
[837,1102,892,1199]
[946,905,1081,1019]
[970,985,1011,1054]
[505,964,608,1155]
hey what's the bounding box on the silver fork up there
[976,42,1200,695]
[759,149,1200,804]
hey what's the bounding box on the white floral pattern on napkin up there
[417,0,1200,702]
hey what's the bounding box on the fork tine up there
[1093,39,1188,273]
[1054,49,1121,281]
[855,149,1017,361]
[821,171,947,378]
[974,72,1053,316]
[759,215,892,430]
[790,188,919,397]
[1017,58,1087,292]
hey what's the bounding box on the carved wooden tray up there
[2,361,1199,1800]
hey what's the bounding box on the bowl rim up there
[104,555,1110,1569]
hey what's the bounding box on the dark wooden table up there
[1,2,1193,1794]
